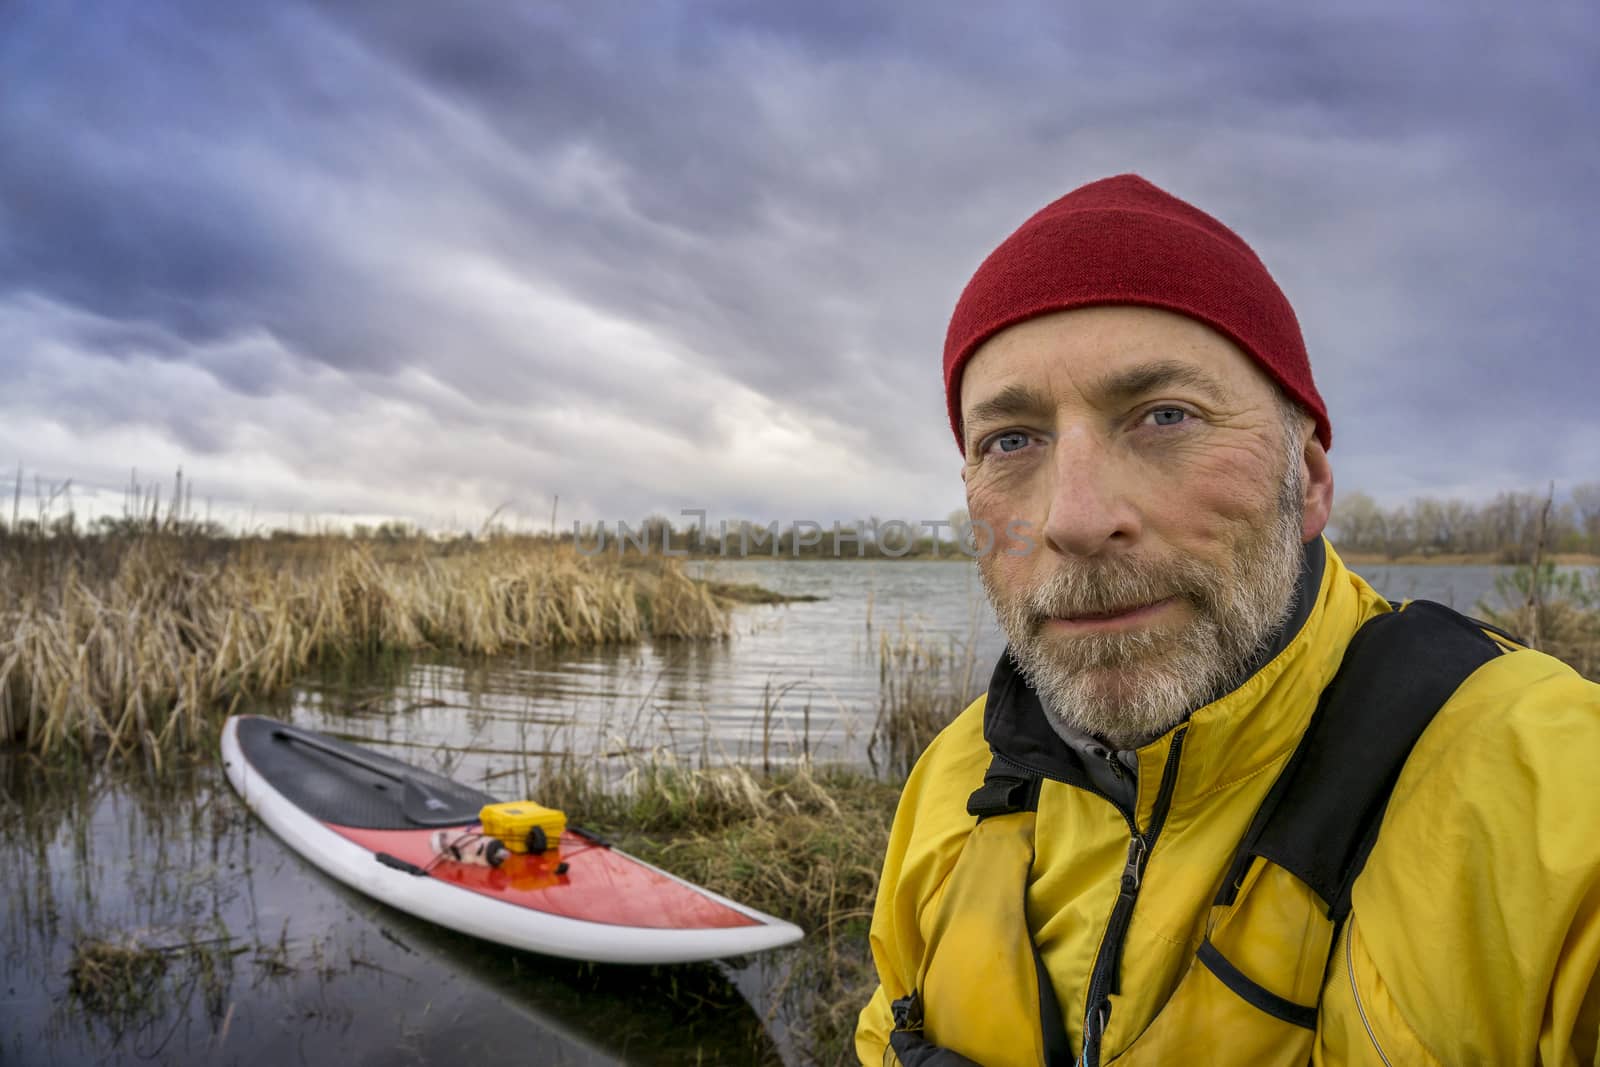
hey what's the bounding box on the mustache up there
[1022,557,1216,620]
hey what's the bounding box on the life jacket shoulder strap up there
[1217,599,1507,920]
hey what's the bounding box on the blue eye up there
[990,431,1030,454]
[1148,408,1188,427]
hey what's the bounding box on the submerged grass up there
[66,931,243,1040]
[0,533,732,760]
[66,937,174,1028]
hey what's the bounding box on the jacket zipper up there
[1078,725,1188,1067]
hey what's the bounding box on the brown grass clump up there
[631,563,729,644]
[66,932,239,1035]
[637,771,896,1064]
[67,938,173,1019]
[703,579,824,606]
[1480,565,1600,680]
[0,535,730,760]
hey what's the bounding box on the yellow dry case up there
[478,801,567,853]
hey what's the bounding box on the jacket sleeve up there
[855,748,938,1066]
[1320,651,1600,1065]
[855,698,990,1066]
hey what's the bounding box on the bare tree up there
[1329,491,1385,554]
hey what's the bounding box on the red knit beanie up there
[943,174,1331,451]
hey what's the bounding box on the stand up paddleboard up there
[221,715,803,964]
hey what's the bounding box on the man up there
[855,175,1600,1065]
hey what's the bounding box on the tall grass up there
[0,533,729,760]
[867,622,982,779]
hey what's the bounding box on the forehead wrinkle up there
[1086,358,1236,407]
[964,356,1236,438]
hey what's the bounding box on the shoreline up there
[687,550,1600,566]
[1340,551,1600,567]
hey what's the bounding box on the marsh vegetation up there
[0,524,743,761]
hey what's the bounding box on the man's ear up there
[1300,435,1334,543]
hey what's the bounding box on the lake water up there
[3,558,1568,1065]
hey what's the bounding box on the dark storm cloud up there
[301,0,909,408]
[1,0,1595,525]
[3,7,300,332]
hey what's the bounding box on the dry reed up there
[1481,564,1600,680]
[867,622,982,779]
[0,535,729,759]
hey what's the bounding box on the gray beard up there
[979,465,1306,752]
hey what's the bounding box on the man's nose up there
[1040,430,1140,558]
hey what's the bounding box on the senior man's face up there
[961,306,1332,750]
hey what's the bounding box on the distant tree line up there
[591,491,1600,563]
[1329,485,1600,562]
[6,465,1597,564]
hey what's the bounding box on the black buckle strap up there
[888,989,987,1067]
[891,990,924,1032]
[966,773,1042,819]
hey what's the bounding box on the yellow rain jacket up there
[856,540,1600,1065]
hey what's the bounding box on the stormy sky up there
[2,1,1596,533]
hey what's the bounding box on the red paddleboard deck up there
[221,715,803,963]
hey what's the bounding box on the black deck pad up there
[233,716,497,830]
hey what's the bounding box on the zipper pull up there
[1102,837,1150,1004]
[1120,835,1147,894]
[1085,1003,1109,1062]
